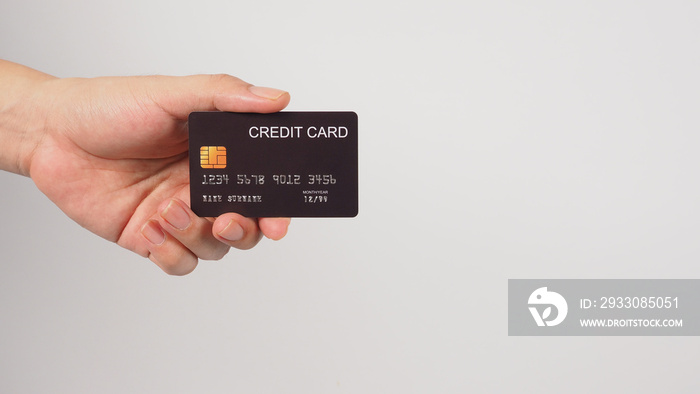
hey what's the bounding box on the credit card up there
[188,111,358,218]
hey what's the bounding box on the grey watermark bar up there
[508,279,700,336]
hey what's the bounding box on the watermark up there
[508,280,700,336]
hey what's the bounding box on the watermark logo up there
[528,287,568,327]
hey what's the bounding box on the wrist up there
[0,60,57,176]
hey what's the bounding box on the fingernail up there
[141,220,165,245]
[248,85,287,100]
[218,220,244,241]
[161,200,191,230]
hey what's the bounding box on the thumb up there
[147,74,290,119]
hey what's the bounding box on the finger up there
[212,213,264,250]
[156,198,230,261]
[140,219,198,275]
[146,74,291,119]
[259,218,292,241]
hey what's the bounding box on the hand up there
[0,60,292,275]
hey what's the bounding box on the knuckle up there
[234,242,256,251]
[158,255,198,276]
[207,73,243,88]
[200,244,230,261]
[230,232,263,251]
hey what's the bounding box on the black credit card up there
[188,111,358,218]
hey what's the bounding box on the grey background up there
[509,280,700,336]
[1,1,699,392]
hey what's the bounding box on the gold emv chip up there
[200,146,227,169]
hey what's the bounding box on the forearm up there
[0,60,57,176]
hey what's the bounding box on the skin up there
[0,60,292,275]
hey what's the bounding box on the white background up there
[1,1,699,392]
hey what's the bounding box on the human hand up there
[0,60,291,275]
